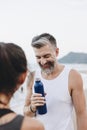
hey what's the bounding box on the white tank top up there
[34,66,74,130]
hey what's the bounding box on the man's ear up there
[56,48,59,57]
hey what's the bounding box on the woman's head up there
[0,42,27,95]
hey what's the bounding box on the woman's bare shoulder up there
[21,116,44,130]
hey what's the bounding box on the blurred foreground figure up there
[0,42,44,130]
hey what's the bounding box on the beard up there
[39,61,55,75]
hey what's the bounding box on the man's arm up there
[24,71,36,117]
[69,69,87,130]
[24,71,45,117]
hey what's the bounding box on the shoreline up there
[79,70,87,74]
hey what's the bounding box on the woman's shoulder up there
[21,116,44,130]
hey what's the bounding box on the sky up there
[0,0,87,63]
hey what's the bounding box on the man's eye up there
[44,55,50,58]
[36,56,40,59]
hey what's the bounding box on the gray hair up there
[31,33,57,48]
[31,37,51,48]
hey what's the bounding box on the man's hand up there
[30,93,46,112]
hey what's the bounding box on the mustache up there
[39,61,54,67]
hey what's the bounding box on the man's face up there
[33,44,58,74]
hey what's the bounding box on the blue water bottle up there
[34,78,47,114]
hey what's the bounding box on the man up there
[24,33,87,130]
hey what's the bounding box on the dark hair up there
[31,33,57,48]
[0,42,27,95]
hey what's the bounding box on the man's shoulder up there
[69,68,83,90]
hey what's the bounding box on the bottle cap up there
[35,78,41,81]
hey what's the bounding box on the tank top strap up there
[64,65,72,74]
[0,108,14,117]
